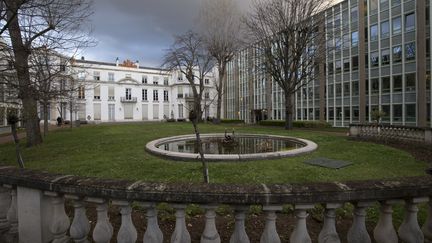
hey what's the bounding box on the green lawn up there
[0,122,427,184]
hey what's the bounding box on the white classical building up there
[70,58,217,123]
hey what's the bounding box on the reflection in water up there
[158,137,303,155]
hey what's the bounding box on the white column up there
[141,202,163,243]
[66,195,90,243]
[229,206,250,243]
[373,200,399,243]
[422,200,432,242]
[347,202,373,243]
[200,205,220,243]
[112,200,137,243]
[290,204,313,243]
[260,205,282,243]
[318,203,342,243]
[89,198,113,243]
[171,204,191,243]
[398,198,428,243]
[45,192,70,243]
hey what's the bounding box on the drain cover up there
[304,158,353,169]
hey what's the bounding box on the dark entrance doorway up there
[253,109,268,123]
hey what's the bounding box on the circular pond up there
[146,133,317,161]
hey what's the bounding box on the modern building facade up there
[224,0,431,127]
[62,58,217,123]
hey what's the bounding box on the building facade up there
[66,58,217,123]
[224,0,431,127]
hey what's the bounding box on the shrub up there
[220,119,244,124]
[166,119,176,122]
[177,118,186,122]
[259,120,332,128]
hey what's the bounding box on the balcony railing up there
[0,166,432,242]
[120,97,137,103]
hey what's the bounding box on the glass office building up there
[224,0,431,127]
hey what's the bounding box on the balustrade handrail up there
[0,166,431,205]
[349,123,432,131]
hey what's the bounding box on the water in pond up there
[157,137,304,155]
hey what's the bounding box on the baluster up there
[290,204,313,243]
[45,192,70,243]
[422,200,432,242]
[88,198,113,243]
[6,186,17,238]
[230,206,250,243]
[141,202,163,243]
[66,195,90,243]
[318,203,341,243]
[200,205,220,243]
[398,197,428,243]
[347,202,372,243]
[373,200,399,243]
[171,204,191,243]
[260,205,282,243]
[112,200,137,243]
[0,186,11,236]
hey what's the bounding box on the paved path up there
[0,125,65,145]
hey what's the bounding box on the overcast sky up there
[81,0,251,68]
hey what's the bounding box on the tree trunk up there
[191,118,209,183]
[69,101,73,128]
[11,123,24,168]
[6,0,43,147]
[284,92,293,130]
[43,102,49,136]
[216,62,226,123]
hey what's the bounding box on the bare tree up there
[1,0,93,147]
[245,0,329,129]
[199,0,243,123]
[163,31,214,183]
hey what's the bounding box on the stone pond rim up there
[145,133,318,162]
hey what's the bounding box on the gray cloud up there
[82,0,252,67]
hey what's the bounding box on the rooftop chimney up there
[135,60,139,69]
[81,56,85,60]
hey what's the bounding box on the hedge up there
[259,120,332,128]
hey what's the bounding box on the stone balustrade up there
[349,124,432,145]
[0,166,431,242]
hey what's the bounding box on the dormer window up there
[142,75,148,84]
[153,77,159,85]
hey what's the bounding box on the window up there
[164,77,169,86]
[382,105,390,121]
[393,75,402,92]
[108,72,115,82]
[343,83,350,96]
[382,77,390,93]
[370,0,378,12]
[371,78,379,94]
[351,6,358,22]
[405,13,415,32]
[405,104,416,122]
[108,86,115,101]
[125,88,132,100]
[370,24,378,41]
[381,49,390,65]
[164,90,169,101]
[153,77,159,85]
[335,37,341,50]
[352,81,359,96]
[328,62,334,74]
[427,38,430,57]
[204,92,210,99]
[371,51,379,67]
[334,14,341,28]
[352,56,359,70]
[178,104,183,118]
[343,34,350,49]
[343,58,350,72]
[393,45,402,63]
[393,104,402,122]
[60,64,66,72]
[335,60,341,73]
[336,83,342,97]
[78,86,85,99]
[405,42,416,61]
[93,71,100,81]
[405,73,416,92]
[351,31,359,47]
[142,89,147,101]
[381,21,389,38]
[205,78,210,85]
[93,86,100,100]
[178,71,183,81]
[153,90,158,101]
[392,16,401,34]
[142,75,148,84]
